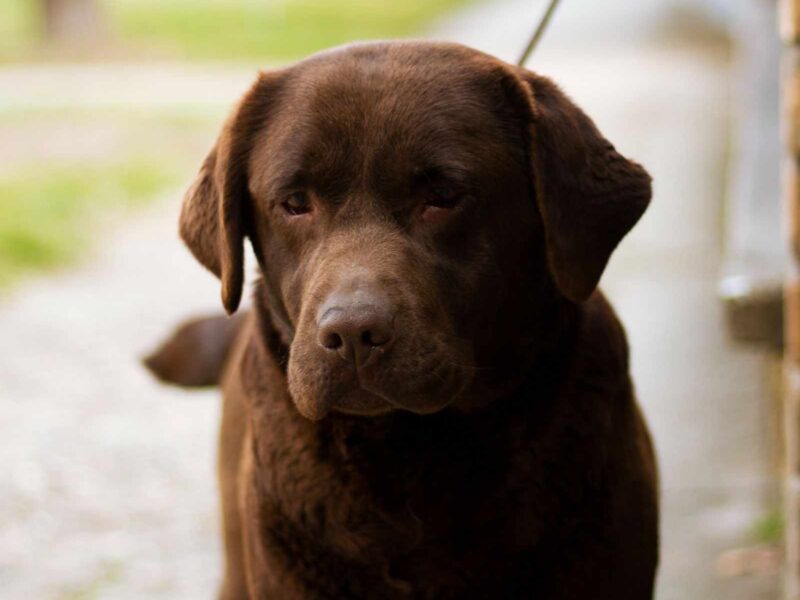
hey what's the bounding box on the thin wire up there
[517,0,562,66]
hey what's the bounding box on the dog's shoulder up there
[510,290,641,492]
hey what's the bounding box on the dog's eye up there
[282,192,312,216]
[422,184,463,221]
[426,185,462,209]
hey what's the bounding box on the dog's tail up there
[143,313,247,387]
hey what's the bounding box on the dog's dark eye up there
[426,185,462,210]
[282,192,312,216]
[421,184,463,222]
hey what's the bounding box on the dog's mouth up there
[288,379,395,421]
[329,387,395,417]
[287,344,472,421]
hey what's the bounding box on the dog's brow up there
[412,164,472,189]
[272,170,309,195]
[435,164,470,180]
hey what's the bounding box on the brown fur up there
[144,313,246,387]
[146,41,658,598]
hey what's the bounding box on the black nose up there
[316,294,394,367]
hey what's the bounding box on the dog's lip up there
[331,386,394,416]
[290,339,471,419]
[295,394,334,421]
[357,376,461,415]
[291,361,386,420]
[296,376,460,420]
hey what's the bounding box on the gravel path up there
[0,197,225,599]
[0,1,776,598]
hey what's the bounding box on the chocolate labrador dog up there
[146,41,658,599]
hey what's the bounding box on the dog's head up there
[179,42,650,420]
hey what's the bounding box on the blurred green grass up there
[751,509,783,545]
[0,107,217,287]
[2,0,471,62]
[0,0,37,60]
[111,0,469,60]
[0,0,470,288]
[0,159,181,288]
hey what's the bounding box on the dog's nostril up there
[321,331,343,350]
[315,298,395,365]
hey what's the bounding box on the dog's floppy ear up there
[507,69,651,302]
[180,71,282,314]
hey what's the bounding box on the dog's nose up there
[316,295,394,367]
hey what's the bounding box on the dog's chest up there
[248,402,545,597]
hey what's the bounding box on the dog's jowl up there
[146,41,658,599]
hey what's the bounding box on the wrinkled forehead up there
[250,47,520,197]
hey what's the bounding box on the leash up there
[517,0,561,66]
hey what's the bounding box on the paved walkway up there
[0,1,778,598]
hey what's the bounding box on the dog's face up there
[179,42,651,420]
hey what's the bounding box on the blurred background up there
[0,0,792,598]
